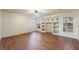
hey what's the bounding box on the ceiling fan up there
[34,10,42,15]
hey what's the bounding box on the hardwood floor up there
[0,31,79,50]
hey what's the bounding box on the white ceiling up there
[1,9,79,16]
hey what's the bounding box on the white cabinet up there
[46,22,52,33]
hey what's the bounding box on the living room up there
[0,9,79,50]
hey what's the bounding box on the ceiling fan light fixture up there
[35,10,38,13]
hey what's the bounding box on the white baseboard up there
[1,31,32,38]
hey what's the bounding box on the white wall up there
[0,10,1,39]
[42,12,79,40]
[77,18,79,39]
[1,11,37,38]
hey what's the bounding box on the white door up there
[46,22,52,33]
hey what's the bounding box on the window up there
[63,17,73,32]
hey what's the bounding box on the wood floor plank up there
[0,31,79,50]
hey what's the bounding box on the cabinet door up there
[46,22,52,33]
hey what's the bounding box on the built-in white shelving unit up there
[39,15,79,40]
[40,16,60,34]
[52,17,59,35]
[40,21,46,32]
